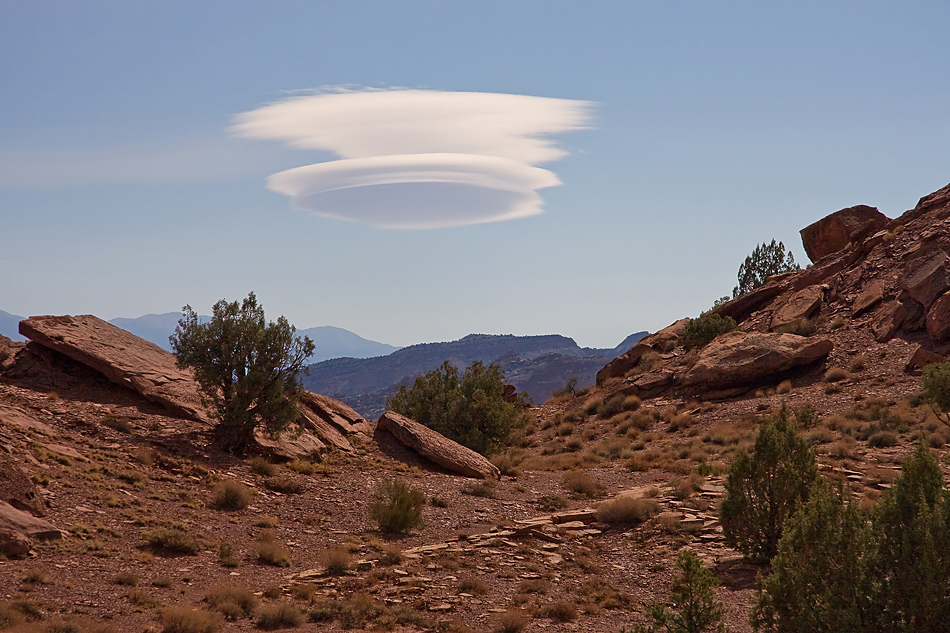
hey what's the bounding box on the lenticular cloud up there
[232,88,593,229]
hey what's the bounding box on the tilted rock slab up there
[683,331,833,390]
[596,318,688,384]
[0,500,63,540]
[771,285,823,332]
[376,411,500,480]
[19,315,210,423]
[800,204,888,263]
[0,453,46,517]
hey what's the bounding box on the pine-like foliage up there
[678,314,737,350]
[628,550,725,633]
[920,361,950,422]
[170,292,315,452]
[733,240,800,298]
[720,407,818,564]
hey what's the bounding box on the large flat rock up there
[20,315,209,423]
[683,331,833,390]
[800,204,888,263]
[0,500,63,540]
[376,411,500,480]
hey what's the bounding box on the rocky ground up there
[3,181,950,633]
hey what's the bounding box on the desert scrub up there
[824,367,850,383]
[160,606,223,633]
[217,542,240,567]
[458,576,488,595]
[256,603,304,630]
[678,313,738,350]
[461,480,498,498]
[321,546,352,575]
[264,475,302,494]
[286,458,317,475]
[492,609,528,633]
[561,470,604,498]
[369,478,424,535]
[595,496,659,524]
[254,531,291,567]
[204,584,258,621]
[143,527,201,556]
[249,456,276,476]
[210,479,252,511]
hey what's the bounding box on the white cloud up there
[233,88,593,229]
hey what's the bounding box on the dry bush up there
[555,422,575,437]
[256,603,304,630]
[574,577,632,612]
[217,542,240,567]
[867,431,899,448]
[824,367,850,382]
[204,584,258,620]
[102,414,134,434]
[829,316,846,329]
[458,576,488,595]
[210,480,252,511]
[321,547,352,576]
[547,600,577,622]
[253,515,280,528]
[429,495,449,508]
[825,384,843,394]
[462,480,498,498]
[668,413,695,432]
[286,458,316,475]
[369,478,425,535]
[595,496,659,524]
[159,606,223,633]
[850,354,868,372]
[112,572,138,586]
[671,473,705,500]
[490,452,523,477]
[264,476,302,494]
[492,609,528,633]
[805,427,835,445]
[254,531,291,567]
[249,457,276,477]
[561,470,603,498]
[143,527,201,556]
[583,397,604,416]
[776,380,792,394]
[823,436,858,459]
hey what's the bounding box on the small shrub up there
[595,496,659,524]
[254,532,291,567]
[536,494,569,511]
[321,547,351,576]
[217,542,240,568]
[249,457,276,477]
[824,367,850,383]
[253,516,281,528]
[264,476,302,494]
[633,550,724,633]
[256,603,304,630]
[369,478,424,535]
[461,480,498,498]
[850,355,868,373]
[458,576,488,596]
[669,413,695,432]
[102,415,134,433]
[776,380,792,394]
[205,584,258,620]
[143,528,201,556]
[112,572,139,586]
[429,495,449,508]
[867,431,899,448]
[561,470,603,498]
[160,606,223,633]
[211,480,252,511]
[493,609,528,633]
[547,600,577,622]
[678,314,738,350]
[286,459,316,475]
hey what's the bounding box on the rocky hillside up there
[302,332,648,418]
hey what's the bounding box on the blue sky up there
[2,1,949,348]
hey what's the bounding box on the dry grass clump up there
[369,478,425,535]
[555,422,575,437]
[249,457,276,477]
[776,380,792,394]
[256,603,304,630]
[824,367,850,382]
[492,609,528,633]
[159,606,223,633]
[490,452,523,477]
[574,577,632,613]
[668,413,695,432]
[217,542,240,567]
[112,572,139,586]
[143,527,201,556]
[595,496,659,524]
[264,476,302,494]
[458,576,488,595]
[253,531,291,567]
[204,584,258,621]
[546,600,577,622]
[210,480,252,511]
[560,470,604,498]
[461,480,498,499]
[0,599,44,628]
[516,579,549,594]
[850,354,868,372]
[321,546,352,576]
[253,515,281,528]
[102,414,134,434]
[286,458,317,475]
[671,473,705,500]
[308,593,431,630]
[867,430,899,448]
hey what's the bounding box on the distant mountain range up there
[1,310,400,363]
[302,331,648,419]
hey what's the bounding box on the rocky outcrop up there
[375,411,500,480]
[0,500,63,540]
[683,331,833,390]
[800,205,888,263]
[901,250,950,310]
[852,279,885,316]
[596,319,688,384]
[0,529,32,559]
[926,292,950,340]
[253,428,326,460]
[19,315,209,423]
[0,333,23,370]
[771,286,823,332]
[905,346,945,374]
[0,454,45,517]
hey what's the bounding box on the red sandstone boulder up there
[905,346,945,374]
[852,279,886,316]
[0,454,45,517]
[682,331,833,390]
[596,319,688,384]
[800,205,888,263]
[0,529,32,559]
[0,500,63,540]
[376,411,500,480]
[926,292,950,340]
[900,250,950,310]
[771,286,823,332]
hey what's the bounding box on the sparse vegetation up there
[204,584,258,620]
[678,314,738,350]
[368,478,425,535]
[386,360,530,455]
[211,480,252,511]
[170,292,315,452]
[256,603,304,630]
[561,470,603,498]
[321,546,352,576]
[922,360,950,422]
[160,606,223,633]
[143,527,201,556]
[824,367,850,383]
[732,239,800,298]
[253,531,291,567]
[629,549,725,633]
[264,475,302,494]
[595,496,659,524]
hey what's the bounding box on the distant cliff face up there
[301,331,647,419]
